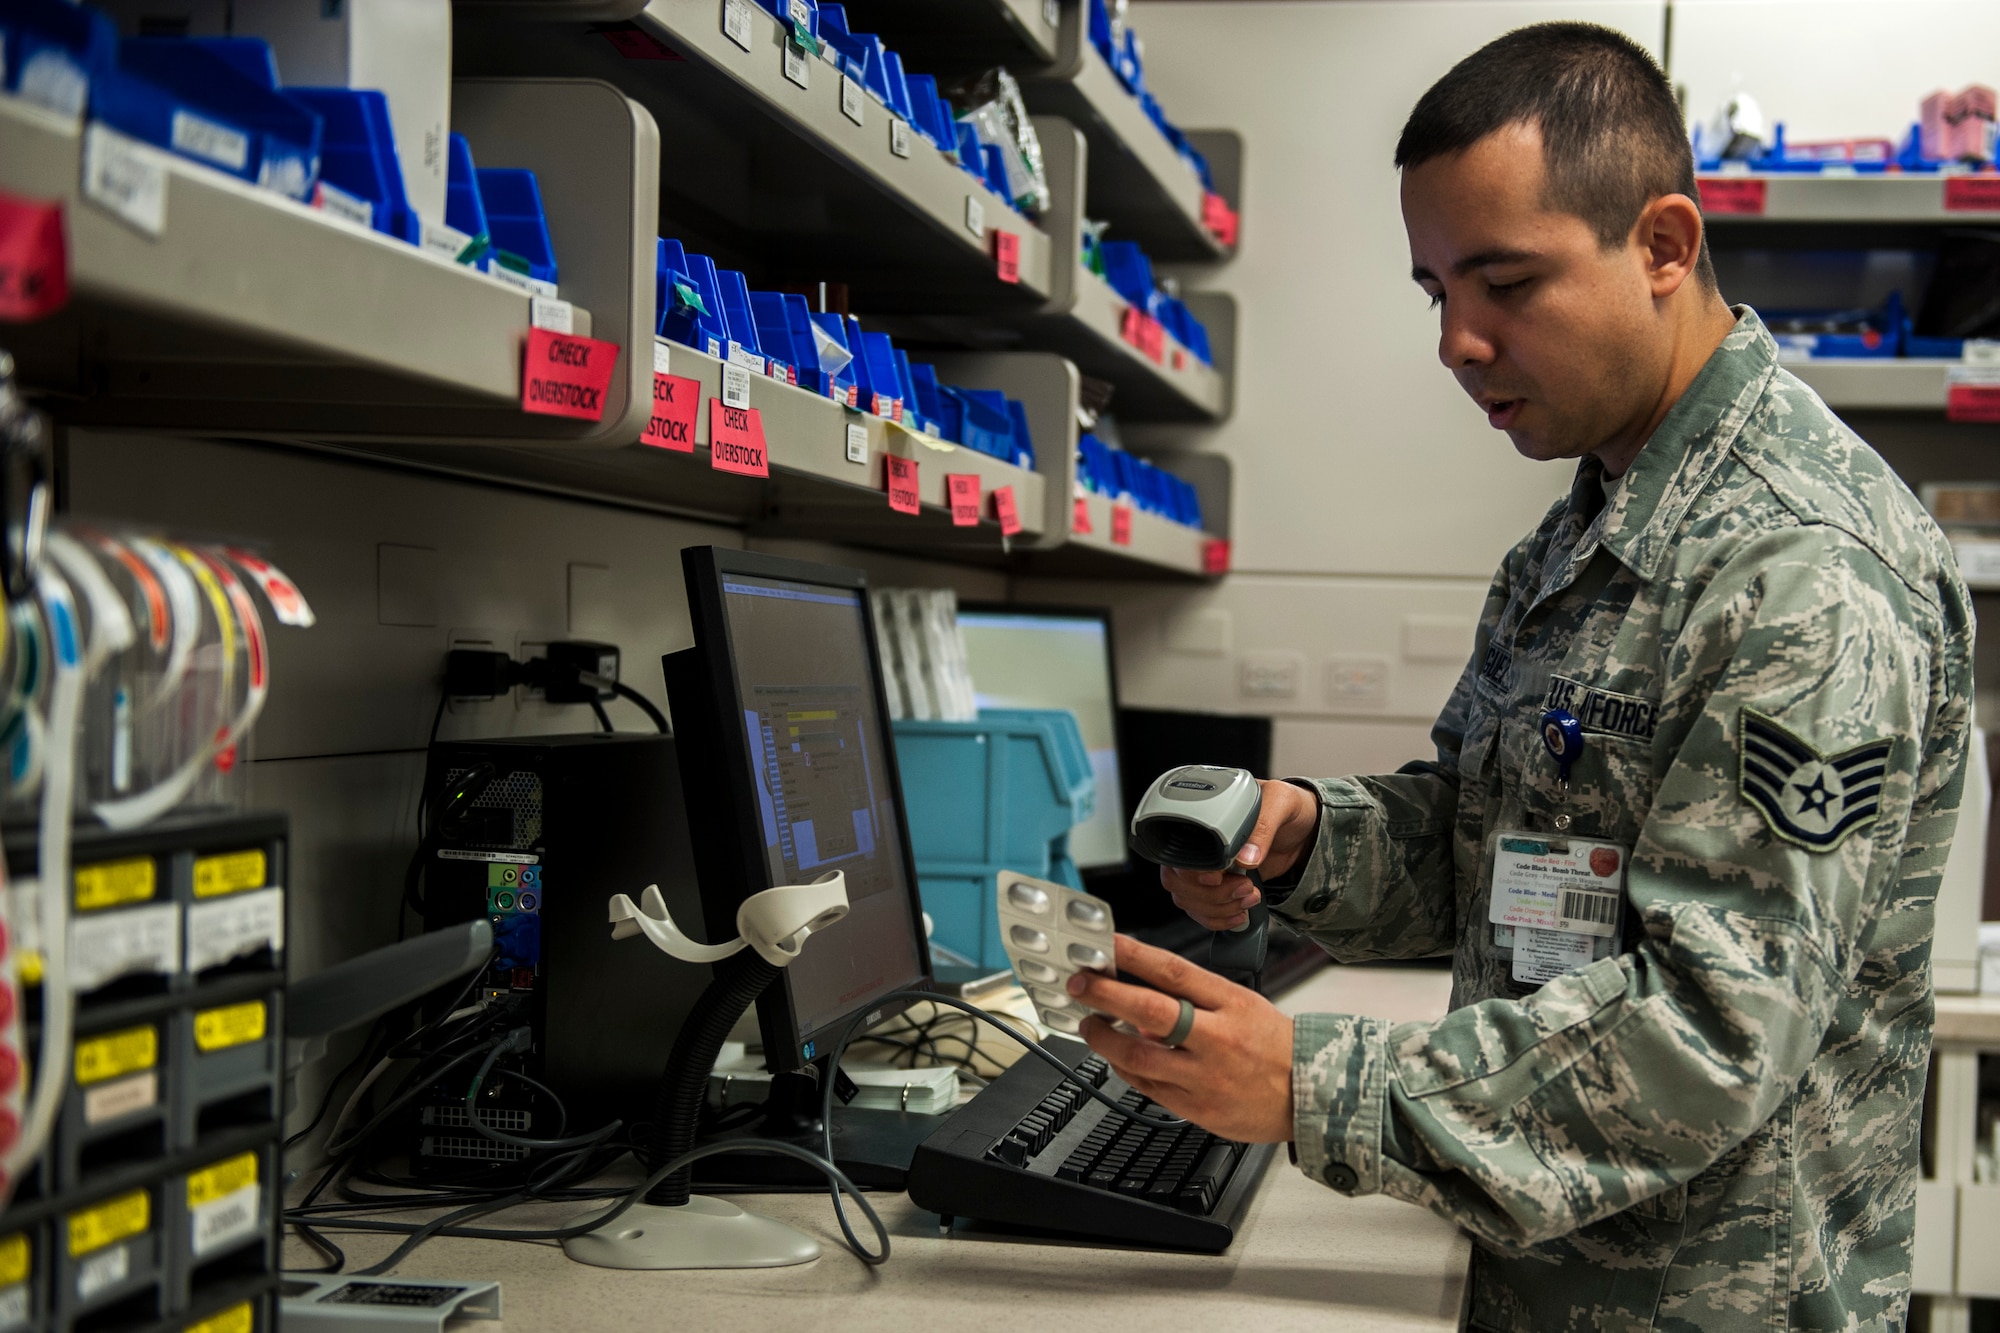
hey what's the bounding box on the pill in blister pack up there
[995,870,1117,1035]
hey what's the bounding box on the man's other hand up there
[1069,935,1293,1145]
[1161,778,1320,930]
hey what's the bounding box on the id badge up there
[1488,829,1627,986]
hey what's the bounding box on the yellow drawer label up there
[193,850,267,900]
[17,951,41,987]
[75,1026,157,1085]
[185,1301,253,1333]
[0,1233,27,1286]
[193,1001,266,1053]
[186,1152,258,1208]
[67,1189,149,1257]
[74,857,155,910]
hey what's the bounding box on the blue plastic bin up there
[893,708,1095,969]
[101,37,322,199]
[476,167,557,284]
[750,290,800,381]
[714,268,764,364]
[4,0,116,118]
[289,87,419,243]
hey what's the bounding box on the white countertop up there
[284,961,1469,1331]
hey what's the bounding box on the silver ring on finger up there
[1162,998,1197,1049]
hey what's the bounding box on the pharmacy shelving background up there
[0,0,1243,580]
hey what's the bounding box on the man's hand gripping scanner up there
[562,872,851,1272]
[1129,766,1270,982]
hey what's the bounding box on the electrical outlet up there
[1238,653,1303,700]
[515,634,552,707]
[1325,656,1391,711]
[446,629,506,715]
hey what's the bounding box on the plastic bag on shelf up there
[944,68,1050,216]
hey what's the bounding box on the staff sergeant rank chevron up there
[1738,707,1895,851]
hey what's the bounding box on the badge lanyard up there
[1487,707,1629,987]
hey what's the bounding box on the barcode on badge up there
[1559,890,1619,930]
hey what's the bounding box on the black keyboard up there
[906,1036,1273,1252]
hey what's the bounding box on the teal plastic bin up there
[892,708,1095,968]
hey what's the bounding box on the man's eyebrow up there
[1410,249,1541,284]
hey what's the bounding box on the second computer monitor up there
[955,604,1126,875]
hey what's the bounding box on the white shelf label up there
[653,339,673,375]
[530,297,574,334]
[83,1071,157,1127]
[489,265,559,299]
[170,109,248,172]
[841,74,865,126]
[789,0,813,25]
[313,181,374,229]
[82,124,166,238]
[420,220,474,264]
[185,886,285,974]
[846,421,868,464]
[191,1183,261,1257]
[722,0,754,51]
[1043,0,1060,28]
[726,342,766,375]
[891,118,911,158]
[0,1282,27,1331]
[723,362,752,410]
[70,902,180,991]
[75,1245,128,1301]
[965,194,986,238]
[783,40,809,88]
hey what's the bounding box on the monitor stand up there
[690,1067,950,1192]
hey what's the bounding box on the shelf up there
[832,0,1061,73]
[345,337,1049,553]
[1934,993,2000,1048]
[1787,358,1956,410]
[456,0,1055,312]
[1022,2,1233,262]
[1698,172,2000,225]
[3,80,657,445]
[1027,490,1217,578]
[455,0,649,17]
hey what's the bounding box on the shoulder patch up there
[1738,708,1893,852]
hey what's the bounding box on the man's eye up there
[1426,290,1444,310]
[1489,278,1530,298]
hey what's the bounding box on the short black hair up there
[1396,22,1714,288]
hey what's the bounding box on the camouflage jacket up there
[1275,310,1973,1332]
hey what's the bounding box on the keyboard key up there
[1086,1170,1119,1189]
[1144,1179,1179,1203]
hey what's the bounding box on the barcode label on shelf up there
[188,1154,260,1257]
[891,118,911,158]
[653,340,673,375]
[946,474,981,526]
[642,371,700,452]
[783,41,809,88]
[841,75,865,125]
[722,0,754,51]
[965,194,986,238]
[994,485,1023,536]
[185,885,284,973]
[71,903,179,991]
[170,110,248,171]
[846,421,868,464]
[723,362,752,410]
[530,297,574,333]
[1557,889,1620,935]
[82,125,166,237]
[709,401,771,476]
[886,456,920,514]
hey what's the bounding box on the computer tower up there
[413,733,711,1176]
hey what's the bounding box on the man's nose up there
[1438,301,1497,370]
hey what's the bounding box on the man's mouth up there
[1481,397,1523,429]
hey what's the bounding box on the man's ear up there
[1636,193,1704,299]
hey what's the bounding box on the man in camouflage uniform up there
[1067,23,1972,1333]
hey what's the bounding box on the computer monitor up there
[956,604,1126,875]
[664,546,932,1075]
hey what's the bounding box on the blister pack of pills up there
[995,870,1117,1035]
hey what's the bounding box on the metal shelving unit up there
[1,81,657,445]
[1699,172,2000,224]
[1021,1,1235,262]
[456,0,1057,312]
[1788,358,1957,410]
[351,338,1052,552]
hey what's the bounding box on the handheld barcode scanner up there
[1129,766,1270,982]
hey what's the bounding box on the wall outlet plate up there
[1238,652,1302,700]
[1324,656,1390,711]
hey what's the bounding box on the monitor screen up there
[956,607,1126,873]
[716,570,926,1046]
